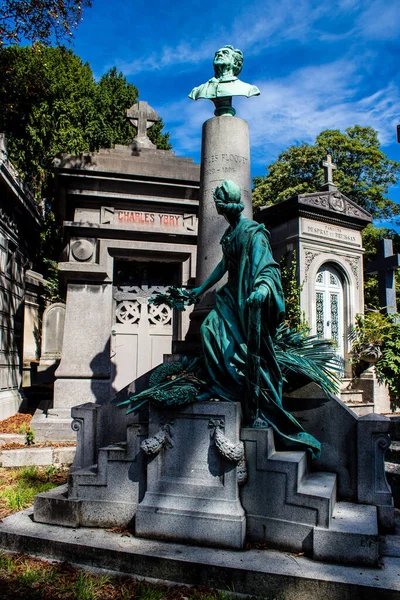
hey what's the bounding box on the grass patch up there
[0,466,68,518]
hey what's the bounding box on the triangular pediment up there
[298,190,372,223]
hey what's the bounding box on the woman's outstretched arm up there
[191,258,227,298]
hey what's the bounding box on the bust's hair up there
[214,45,244,77]
[214,179,245,216]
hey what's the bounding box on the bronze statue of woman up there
[119,179,327,458]
[189,179,320,457]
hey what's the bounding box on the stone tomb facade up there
[33,123,200,440]
[0,134,43,419]
[258,187,372,374]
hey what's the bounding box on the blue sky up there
[71,0,400,225]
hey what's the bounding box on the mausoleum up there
[32,102,200,440]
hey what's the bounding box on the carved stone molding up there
[209,419,247,485]
[304,251,319,280]
[71,239,95,262]
[300,191,369,221]
[141,422,174,456]
[345,256,360,288]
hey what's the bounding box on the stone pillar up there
[197,116,252,286]
[185,117,251,339]
[53,282,113,410]
[32,282,113,441]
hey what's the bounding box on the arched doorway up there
[314,264,345,358]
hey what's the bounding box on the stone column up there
[53,282,113,410]
[32,281,113,441]
[197,116,252,284]
[186,116,252,336]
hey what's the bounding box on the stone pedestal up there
[135,401,245,549]
[186,116,252,340]
[32,282,113,441]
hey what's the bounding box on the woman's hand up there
[190,287,202,299]
[247,288,269,307]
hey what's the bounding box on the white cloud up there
[113,0,333,76]
[112,0,397,77]
[356,1,400,40]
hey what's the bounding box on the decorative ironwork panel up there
[116,300,141,324]
[330,273,339,286]
[114,285,172,327]
[316,272,324,284]
[330,293,339,345]
[316,292,324,338]
[148,304,172,325]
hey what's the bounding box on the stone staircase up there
[34,421,147,529]
[340,378,374,415]
[241,427,379,565]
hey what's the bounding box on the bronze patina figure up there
[119,181,342,458]
[189,45,260,116]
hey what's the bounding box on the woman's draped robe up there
[201,217,321,457]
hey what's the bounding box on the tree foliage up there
[253,126,400,221]
[351,311,400,406]
[0,0,91,46]
[362,224,400,309]
[279,252,308,332]
[0,44,171,274]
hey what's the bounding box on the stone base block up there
[53,377,110,410]
[34,485,137,528]
[246,515,314,554]
[136,401,245,549]
[313,502,379,566]
[0,389,24,420]
[136,502,245,549]
[31,411,77,442]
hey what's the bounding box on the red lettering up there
[118,211,124,221]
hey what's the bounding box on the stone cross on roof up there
[365,239,400,313]
[321,154,337,191]
[127,101,159,149]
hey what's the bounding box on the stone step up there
[379,510,400,557]
[340,389,364,403]
[0,433,26,445]
[343,402,375,417]
[313,502,379,566]
[297,471,337,527]
[268,449,308,487]
[0,446,75,467]
[5,507,400,599]
[34,484,138,529]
